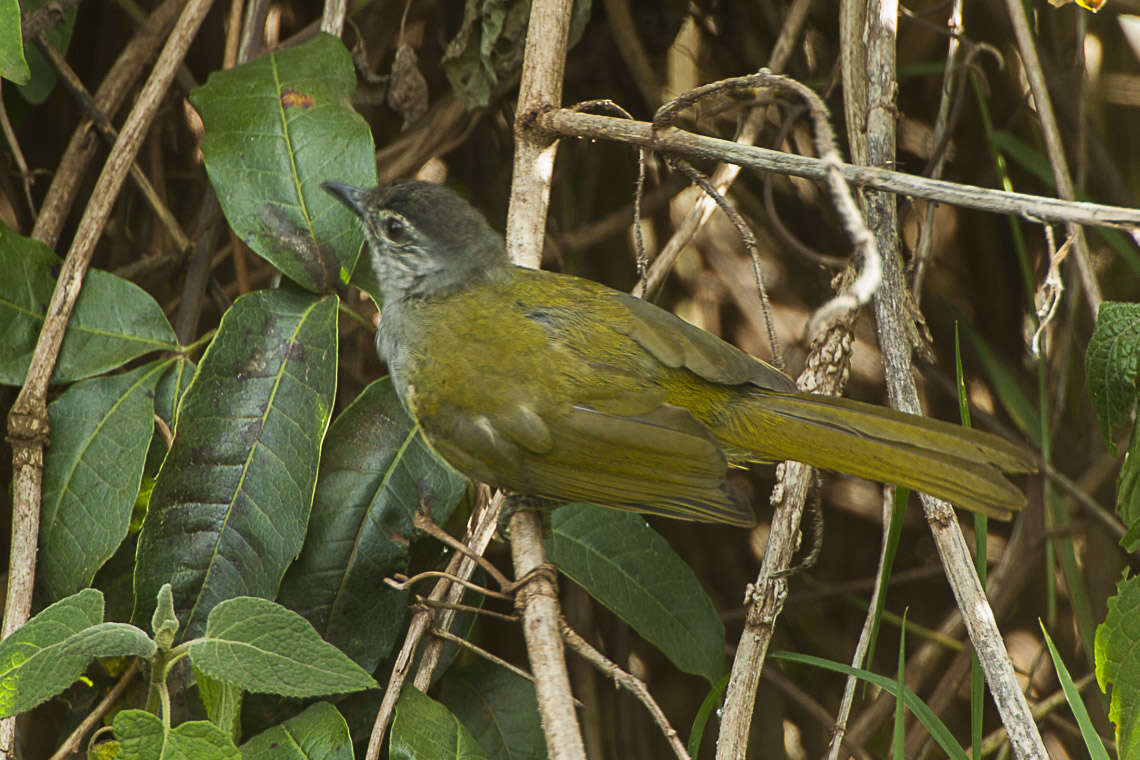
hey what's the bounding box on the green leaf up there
[1095,572,1140,754]
[191,32,375,293]
[0,224,178,386]
[0,589,155,718]
[1086,302,1140,444]
[687,676,728,758]
[438,661,546,760]
[277,377,467,671]
[14,0,76,104]
[391,686,489,760]
[114,710,240,760]
[40,362,166,602]
[132,290,338,639]
[1041,623,1112,760]
[0,0,30,85]
[188,597,376,698]
[546,504,725,683]
[196,669,243,741]
[239,702,352,760]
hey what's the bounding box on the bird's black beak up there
[321,181,367,219]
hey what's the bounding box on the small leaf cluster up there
[0,585,373,758]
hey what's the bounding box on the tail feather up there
[724,391,1035,519]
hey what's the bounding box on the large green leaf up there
[391,686,489,760]
[277,377,467,671]
[189,597,375,698]
[132,290,338,639]
[0,224,178,386]
[40,361,166,602]
[546,504,725,683]
[438,661,546,760]
[191,32,375,293]
[239,702,353,760]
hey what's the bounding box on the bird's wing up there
[517,404,753,525]
[421,386,753,526]
[609,288,796,392]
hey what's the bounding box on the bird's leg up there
[498,492,561,537]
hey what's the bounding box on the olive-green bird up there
[323,180,1035,527]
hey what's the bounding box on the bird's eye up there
[381,215,408,242]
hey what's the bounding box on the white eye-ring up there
[381,214,408,242]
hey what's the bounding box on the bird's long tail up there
[726,391,1036,519]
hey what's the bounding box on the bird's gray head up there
[322,179,509,302]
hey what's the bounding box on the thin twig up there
[413,511,513,591]
[566,100,650,279]
[412,491,506,696]
[365,491,504,760]
[762,666,873,760]
[48,662,140,760]
[560,620,690,760]
[420,597,519,624]
[666,157,782,368]
[535,110,1140,231]
[912,30,997,301]
[431,626,536,685]
[0,83,35,217]
[386,571,513,602]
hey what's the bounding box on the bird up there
[322,179,1035,527]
